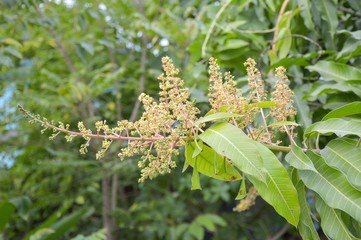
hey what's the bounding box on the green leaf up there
[195,112,242,125]
[268,121,299,127]
[316,195,359,240]
[235,178,246,200]
[191,166,202,190]
[307,61,361,82]
[291,170,320,240]
[286,146,315,171]
[248,142,300,226]
[199,122,265,182]
[297,0,315,30]
[189,222,204,240]
[304,118,361,139]
[314,0,338,37]
[322,102,361,120]
[246,101,277,110]
[192,139,203,158]
[10,196,31,220]
[0,202,16,232]
[80,42,94,55]
[294,88,312,128]
[5,46,23,59]
[321,138,361,190]
[185,141,242,181]
[40,207,92,240]
[286,150,361,222]
[218,39,249,51]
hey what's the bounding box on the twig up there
[268,223,291,240]
[272,0,290,51]
[201,0,232,57]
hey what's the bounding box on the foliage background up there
[0,0,360,239]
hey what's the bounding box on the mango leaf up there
[195,214,226,232]
[294,88,312,128]
[297,0,315,31]
[191,166,201,190]
[268,121,299,127]
[248,142,300,226]
[307,61,361,82]
[316,195,359,240]
[291,170,320,240]
[185,141,242,181]
[192,139,203,158]
[80,42,94,55]
[235,178,246,200]
[246,101,276,110]
[304,118,361,139]
[314,0,338,37]
[0,201,16,232]
[218,39,249,51]
[39,207,92,240]
[199,122,265,182]
[189,221,204,240]
[322,102,361,120]
[286,150,361,222]
[195,112,242,125]
[321,138,361,190]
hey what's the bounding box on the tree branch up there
[272,0,290,51]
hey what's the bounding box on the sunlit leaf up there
[304,118,361,139]
[185,142,242,181]
[199,122,265,182]
[195,112,242,125]
[322,102,361,120]
[307,61,361,82]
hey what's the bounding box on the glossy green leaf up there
[199,122,265,182]
[307,61,361,82]
[185,141,242,181]
[291,170,320,240]
[286,150,361,222]
[322,102,361,120]
[316,195,359,240]
[0,202,16,232]
[195,112,242,125]
[248,142,300,226]
[321,138,361,190]
[304,118,361,139]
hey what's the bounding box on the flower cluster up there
[208,57,252,128]
[271,67,297,122]
[233,186,259,212]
